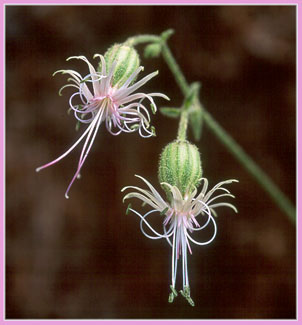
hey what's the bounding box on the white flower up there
[122,175,238,306]
[36,55,169,198]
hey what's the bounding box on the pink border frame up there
[0,0,299,324]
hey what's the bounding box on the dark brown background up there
[6,5,296,319]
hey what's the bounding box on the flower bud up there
[144,43,161,59]
[103,43,140,88]
[158,140,202,196]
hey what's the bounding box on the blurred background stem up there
[125,31,296,225]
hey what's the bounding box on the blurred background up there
[6,5,296,319]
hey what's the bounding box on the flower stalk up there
[177,110,188,141]
[125,30,296,224]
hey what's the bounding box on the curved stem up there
[161,43,190,94]
[126,32,296,224]
[160,40,296,225]
[124,35,160,47]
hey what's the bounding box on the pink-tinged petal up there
[53,69,82,83]
[93,54,106,76]
[67,56,100,95]
[134,175,168,208]
[208,202,238,213]
[203,179,238,203]
[118,92,165,106]
[194,178,208,202]
[122,184,165,210]
[93,55,107,95]
[160,182,183,203]
[79,82,94,101]
[206,193,235,205]
[114,71,159,101]
[58,84,79,96]
[118,66,144,90]
[104,60,117,94]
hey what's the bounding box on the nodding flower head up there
[36,45,169,199]
[122,175,238,306]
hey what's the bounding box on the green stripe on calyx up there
[158,140,202,198]
[103,43,140,89]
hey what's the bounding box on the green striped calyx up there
[158,140,202,197]
[103,44,140,88]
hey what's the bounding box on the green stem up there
[177,110,189,141]
[202,108,296,223]
[125,32,296,224]
[160,40,295,224]
[124,35,160,47]
[161,43,190,95]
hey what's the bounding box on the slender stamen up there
[65,107,105,198]
[181,227,186,289]
[163,224,173,247]
[77,102,105,169]
[35,115,98,172]
[171,222,177,287]
[186,214,217,246]
[129,209,173,240]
